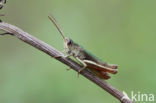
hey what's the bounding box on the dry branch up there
[0,22,134,103]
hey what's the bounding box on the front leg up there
[53,54,72,58]
[54,49,73,58]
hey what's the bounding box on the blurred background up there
[0,0,156,103]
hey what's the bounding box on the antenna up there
[48,15,66,41]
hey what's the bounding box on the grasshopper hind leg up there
[103,63,118,69]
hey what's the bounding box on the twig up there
[0,22,134,103]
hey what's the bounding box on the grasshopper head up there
[64,37,80,56]
[64,37,73,50]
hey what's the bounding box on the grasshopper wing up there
[83,60,118,74]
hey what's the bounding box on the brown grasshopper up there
[48,15,118,79]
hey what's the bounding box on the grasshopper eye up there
[66,38,72,45]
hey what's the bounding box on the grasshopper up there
[48,15,118,79]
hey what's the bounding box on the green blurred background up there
[0,0,156,103]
